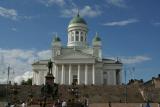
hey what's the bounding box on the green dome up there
[93,33,101,42]
[53,36,61,42]
[69,14,87,25]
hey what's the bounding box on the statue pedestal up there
[45,73,55,85]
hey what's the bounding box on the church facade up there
[32,14,123,85]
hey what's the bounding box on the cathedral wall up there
[57,65,62,84]
[95,68,102,85]
[107,70,115,85]
[87,65,93,85]
[38,70,45,85]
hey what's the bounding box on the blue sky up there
[0,0,160,83]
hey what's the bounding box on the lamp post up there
[124,66,136,103]
[5,65,14,106]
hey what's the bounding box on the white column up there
[114,70,116,85]
[74,31,76,42]
[36,71,39,85]
[78,64,80,85]
[33,71,35,85]
[43,71,45,85]
[61,64,65,84]
[85,64,88,85]
[69,64,72,85]
[92,64,95,85]
[35,72,37,85]
[56,65,59,83]
[79,31,81,42]
[120,70,122,85]
[54,64,56,77]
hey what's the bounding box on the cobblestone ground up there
[0,102,159,107]
[90,103,159,107]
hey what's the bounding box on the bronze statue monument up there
[41,59,58,105]
[47,59,53,74]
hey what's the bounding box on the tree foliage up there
[21,78,32,85]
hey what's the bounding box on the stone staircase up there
[58,85,144,103]
[140,86,160,102]
[0,85,144,103]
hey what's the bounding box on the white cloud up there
[11,27,17,32]
[0,6,39,21]
[14,71,32,84]
[153,22,160,26]
[39,0,65,7]
[0,49,51,84]
[37,0,101,18]
[61,5,102,18]
[37,50,51,60]
[103,19,138,26]
[106,0,127,8]
[0,6,18,20]
[109,56,151,64]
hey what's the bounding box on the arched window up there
[76,31,79,34]
[81,32,83,35]
[75,31,79,41]
[81,36,83,41]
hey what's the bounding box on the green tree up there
[21,78,32,85]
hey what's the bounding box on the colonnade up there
[53,64,95,85]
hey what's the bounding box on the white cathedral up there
[32,14,123,85]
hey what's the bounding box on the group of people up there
[54,99,67,107]
[50,98,88,107]
[39,99,67,107]
[5,102,27,107]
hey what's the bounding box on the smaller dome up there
[53,36,61,42]
[69,14,87,25]
[93,33,101,42]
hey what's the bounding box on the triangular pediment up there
[54,51,94,60]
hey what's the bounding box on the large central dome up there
[69,14,87,25]
[67,13,88,48]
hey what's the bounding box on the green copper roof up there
[69,14,87,25]
[93,33,101,42]
[53,36,61,42]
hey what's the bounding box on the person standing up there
[21,102,25,107]
[158,102,160,107]
[140,103,143,107]
[145,101,150,107]
[108,101,111,107]
[84,98,89,107]
[40,101,42,107]
[62,100,67,107]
